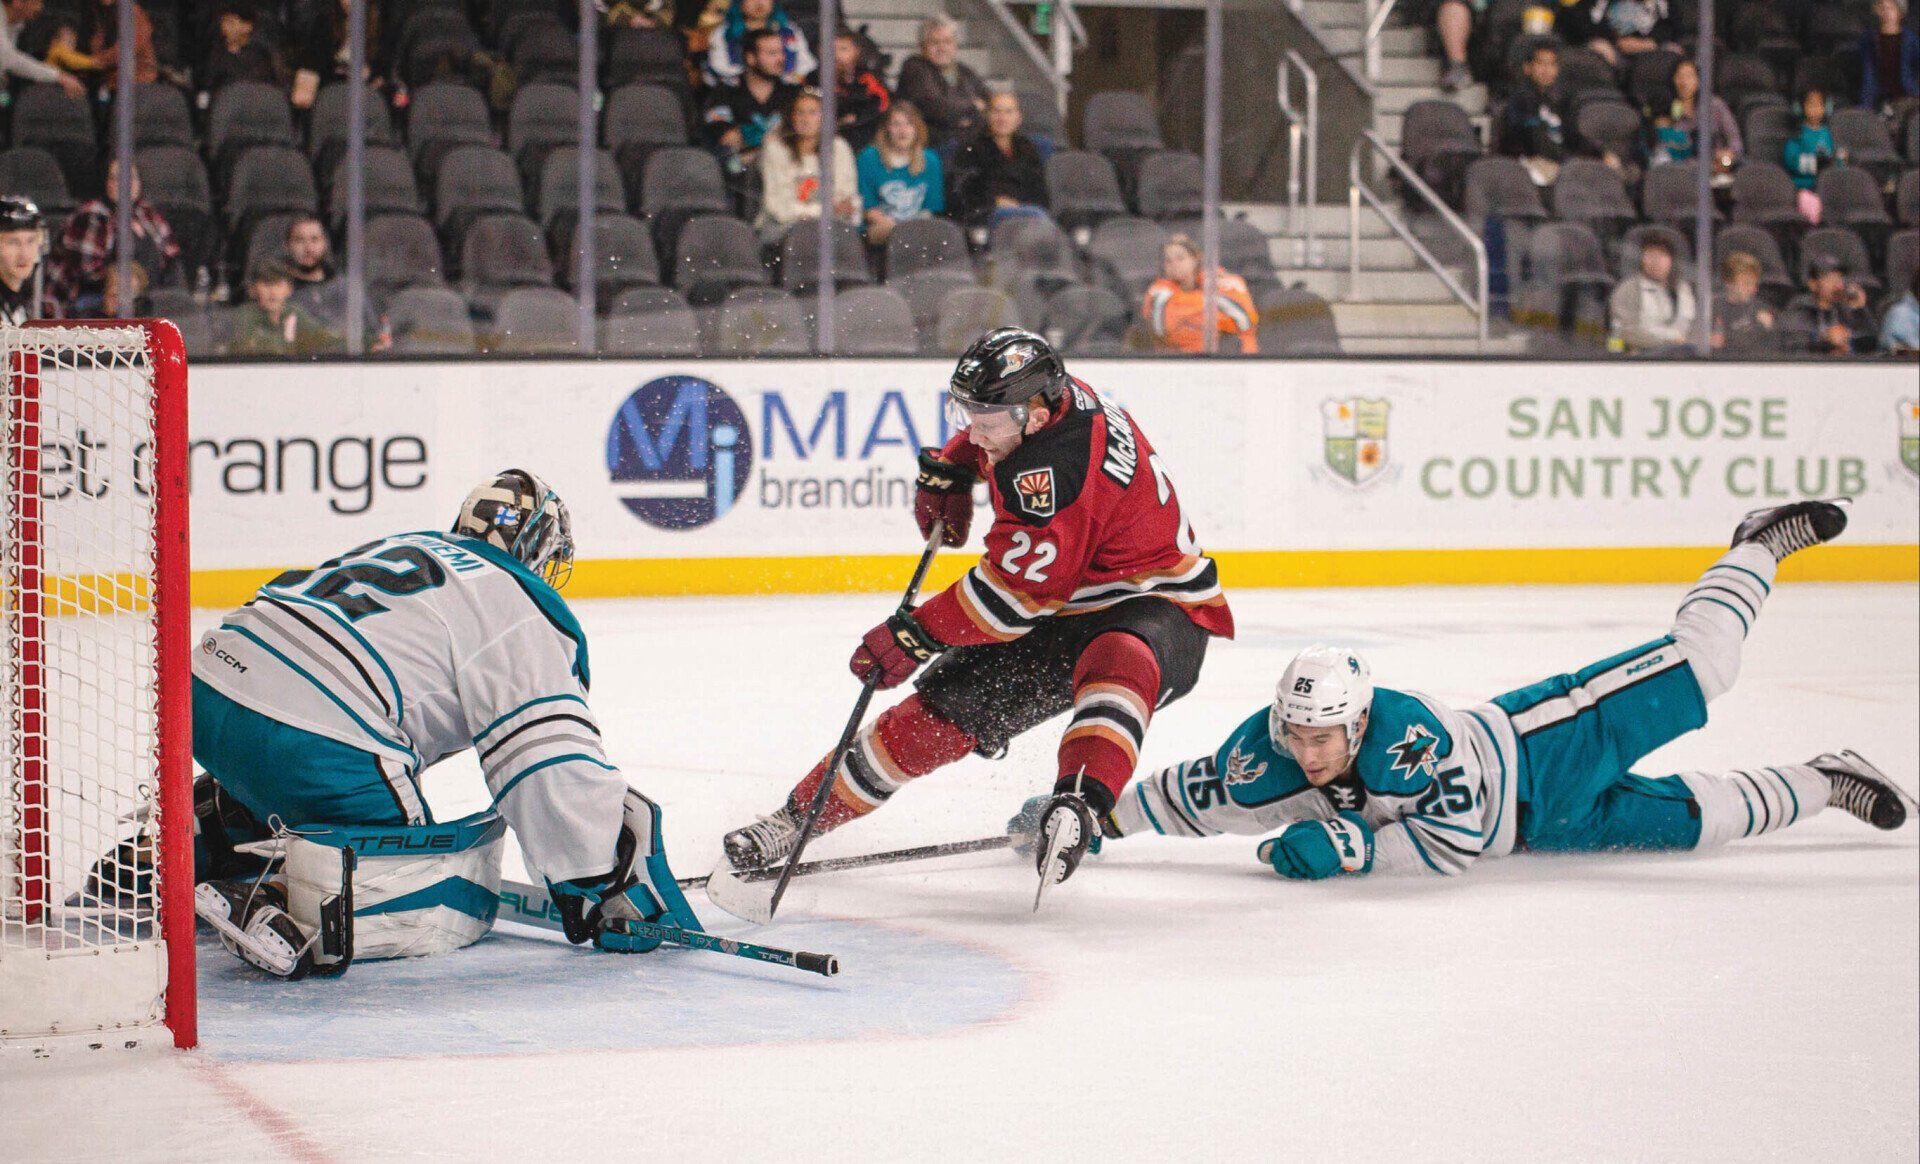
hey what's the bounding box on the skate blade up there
[703,849,776,925]
[1840,749,1918,814]
[1031,832,1074,914]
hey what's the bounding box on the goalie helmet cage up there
[0,320,195,1052]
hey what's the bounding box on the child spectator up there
[703,28,799,177]
[1859,0,1918,114]
[1783,87,1835,193]
[1649,58,1741,180]
[829,26,890,149]
[950,91,1048,230]
[895,14,991,153]
[227,258,339,356]
[1711,251,1775,353]
[1780,254,1877,355]
[756,88,860,243]
[704,0,813,88]
[858,101,943,246]
[1880,268,1920,353]
[0,196,58,324]
[1141,232,1258,354]
[1,0,87,95]
[1500,43,1571,186]
[48,159,178,316]
[201,1,282,95]
[1608,231,1694,352]
[1585,0,1675,68]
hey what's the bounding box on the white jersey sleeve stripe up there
[474,693,591,745]
[230,604,399,730]
[494,752,619,804]
[224,621,415,759]
[263,589,407,713]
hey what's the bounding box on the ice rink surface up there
[6,579,1917,1161]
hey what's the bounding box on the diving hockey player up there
[1023,499,1912,879]
[189,470,700,977]
[722,328,1235,892]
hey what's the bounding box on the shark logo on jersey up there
[1901,398,1918,478]
[1387,723,1441,780]
[1321,398,1390,488]
[1013,467,1056,518]
[1223,745,1267,786]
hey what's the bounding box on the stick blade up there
[703,850,776,924]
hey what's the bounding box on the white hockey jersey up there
[192,531,625,884]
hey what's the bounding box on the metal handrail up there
[980,0,1088,113]
[1348,130,1488,348]
[1277,50,1321,267]
[1362,0,1399,85]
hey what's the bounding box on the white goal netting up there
[0,323,192,1051]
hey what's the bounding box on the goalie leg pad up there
[283,812,507,961]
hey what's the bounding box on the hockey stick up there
[496,879,840,978]
[677,835,1010,889]
[707,519,947,925]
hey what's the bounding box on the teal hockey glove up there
[550,790,702,953]
[1258,812,1374,880]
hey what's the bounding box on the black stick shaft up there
[680,835,1009,889]
[766,521,946,918]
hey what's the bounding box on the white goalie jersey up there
[191,530,625,883]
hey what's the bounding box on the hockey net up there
[0,321,194,1052]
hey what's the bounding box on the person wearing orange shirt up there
[1141,233,1258,354]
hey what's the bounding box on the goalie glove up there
[1258,812,1374,881]
[550,790,702,953]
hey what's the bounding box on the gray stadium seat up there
[207,81,297,173]
[1798,226,1878,290]
[309,83,397,170]
[1084,92,1163,155]
[406,83,495,178]
[885,217,971,280]
[10,84,97,195]
[1524,222,1613,291]
[672,214,771,304]
[1829,108,1902,178]
[511,21,580,83]
[509,82,583,179]
[1086,216,1169,303]
[132,83,194,149]
[604,287,701,355]
[891,269,979,337]
[1463,157,1549,223]
[606,82,688,202]
[1045,150,1128,232]
[559,212,660,296]
[135,145,217,276]
[1038,285,1130,355]
[1556,47,1620,97]
[1254,286,1342,355]
[1815,166,1893,231]
[365,214,447,302]
[986,214,1080,290]
[934,286,1020,355]
[0,148,74,217]
[1641,163,1721,231]
[1741,104,1796,171]
[779,220,873,293]
[491,286,580,353]
[639,146,731,253]
[329,147,423,226]
[399,11,482,87]
[535,147,624,228]
[224,147,318,230]
[387,286,478,353]
[1899,171,1920,227]
[434,146,525,243]
[242,213,303,278]
[1884,229,1918,303]
[605,26,693,91]
[1400,99,1482,204]
[460,213,555,317]
[1574,101,1644,163]
[1016,89,1066,147]
[1550,158,1637,237]
[831,286,919,355]
[1134,150,1202,221]
[706,288,810,355]
[1730,162,1806,230]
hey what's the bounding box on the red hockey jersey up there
[914,379,1235,647]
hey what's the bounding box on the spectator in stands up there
[606,0,674,29]
[756,88,860,243]
[289,0,386,111]
[1500,43,1571,186]
[201,1,282,95]
[1,0,88,95]
[1141,233,1259,354]
[704,0,813,88]
[1584,0,1676,68]
[1425,0,1481,93]
[1649,58,1741,180]
[1859,0,1919,114]
[1781,254,1877,355]
[1880,268,1920,354]
[896,14,991,154]
[1608,232,1695,352]
[77,0,162,90]
[829,25,891,150]
[283,214,390,350]
[227,258,339,356]
[1711,251,1775,353]
[703,27,799,176]
[48,159,178,317]
[0,196,57,325]
[950,91,1048,230]
[1784,87,1836,195]
[859,101,943,246]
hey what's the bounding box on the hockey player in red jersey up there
[721,328,1234,888]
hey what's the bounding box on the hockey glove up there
[1007,794,1108,859]
[850,611,943,689]
[551,790,702,953]
[1258,812,1374,881]
[914,447,976,547]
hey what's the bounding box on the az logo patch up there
[1013,466,1056,518]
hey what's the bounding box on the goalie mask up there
[453,469,575,588]
[1269,645,1374,764]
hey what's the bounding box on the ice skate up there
[721,804,805,872]
[1810,751,1913,831]
[1731,498,1850,562]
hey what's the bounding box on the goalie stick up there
[706,519,947,924]
[677,835,1010,888]
[496,879,840,978]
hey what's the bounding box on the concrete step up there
[1330,300,1485,337]
[1228,202,1393,237]
[850,15,923,45]
[1316,26,1431,55]
[1377,55,1443,85]
[1269,235,1429,269]
[1375,83,1485,116]
[1301,0,1366,28]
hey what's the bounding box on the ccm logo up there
[201,637,249,674]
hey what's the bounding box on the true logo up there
[1013,466,1056,518]
[1322,397,1391,488]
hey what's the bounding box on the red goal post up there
[1,320,194,1052]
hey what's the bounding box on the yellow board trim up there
[187,543,1917,608]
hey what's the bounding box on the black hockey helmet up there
[947,328,1069,427]
[453,469,575,589]
[0,196,43,234]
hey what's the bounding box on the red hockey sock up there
[785,694,976,832]
[1057,631,1161,812]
